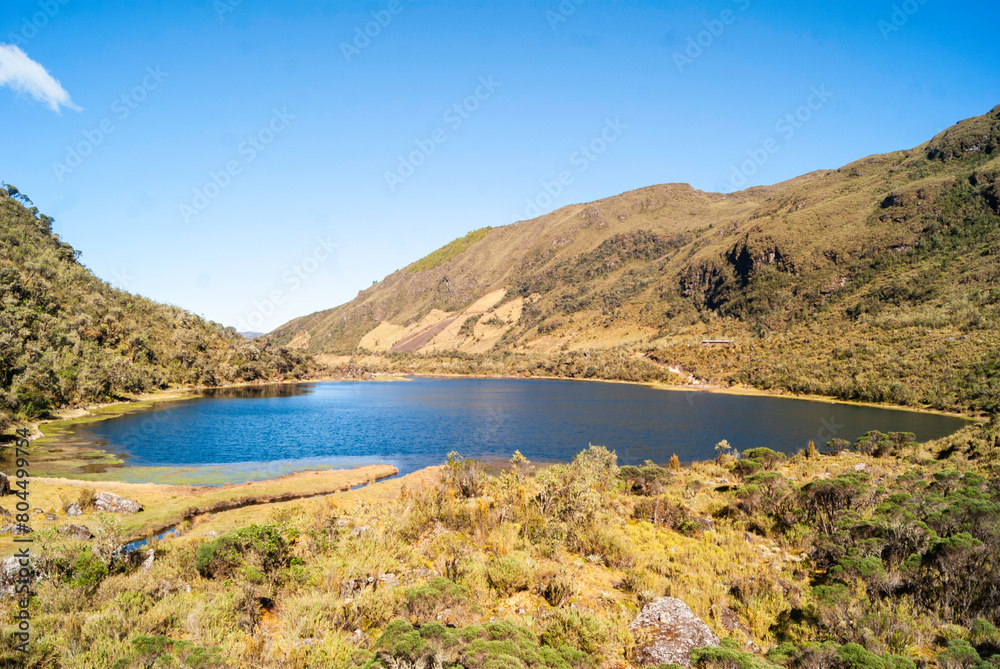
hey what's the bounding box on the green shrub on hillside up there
[485,554,534,596]
[402,577,479,624]
[368,619,593,669]
[195,524,296,580]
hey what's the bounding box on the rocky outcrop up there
[0,523,31,536]
[725,237,796,286]
[679,261,726,309]
[92,492,143,514]
[377,573,400,588]
[629,597,720,667]
[66,503,83,516]
[61,524,93,540]
[0,557,28,596]
[341,573,400,597]
[926,105,1000,163]
[0,472,9,496]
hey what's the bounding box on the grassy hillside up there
[0,186,314,431]
[271,105,1000,414]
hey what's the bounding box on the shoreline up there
[402,371,980,422]
[15,369,977,485]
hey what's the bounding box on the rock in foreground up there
[92,492,143,514]
[61,524,93,540]
[629,597,720,667]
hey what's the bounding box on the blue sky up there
[1,0,997,333]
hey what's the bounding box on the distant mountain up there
[239,331,265,340]
[271,105,1000,413]
[0,189,314,431]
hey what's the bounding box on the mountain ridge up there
[269,104,1000,414]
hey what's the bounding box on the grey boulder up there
[92,492,143,514]
[629,597,720,667]
[0,523,31,536]
[61,524,94,540]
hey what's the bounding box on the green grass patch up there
[408,227,492,273]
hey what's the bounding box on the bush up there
[799,473,872,535]
[766,641,917,669]
[194,524,294,580]
[485,554,533,596]
[937,640,982,669]
[971,618,999,648]
[443,452,486,498]
[620,461,672,495]
[459,314,482,337]
[535,445,619,524]
[537,571,574,607]
[692,640,782,668]
[130,636,223,669]
[538,609,610,658]
[742,448,787,470]
[855,431,918,458]
[733,459,763,480]
[369,620,594,669]
[571,524,635,568]
[403,577,477,623]
[826,438,852,454]
[69,547,108,594]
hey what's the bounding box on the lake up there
[60,378,970,483]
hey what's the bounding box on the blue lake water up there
[64,378,969,482]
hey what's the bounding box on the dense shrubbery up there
[0,189,314,431]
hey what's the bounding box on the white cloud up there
[0,43,80,113]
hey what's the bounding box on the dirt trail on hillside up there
[390,316,459,353]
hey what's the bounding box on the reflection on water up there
[61,378,970,483]
[201,384,315,400]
